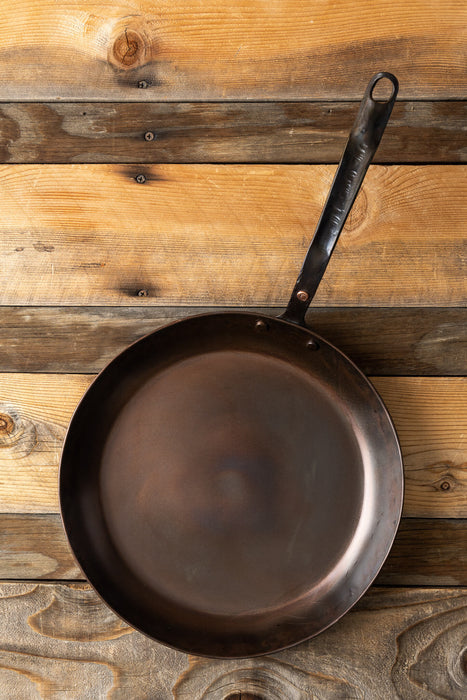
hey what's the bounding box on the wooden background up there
[0,1,466,698]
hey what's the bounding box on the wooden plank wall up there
[0,1,465,698]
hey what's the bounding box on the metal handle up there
[281,72,398,326]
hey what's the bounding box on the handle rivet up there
[255,319,269,332]
[144,131,155,142]
[296,290,309,302]
[306,339,319,350]
[135,174,146,184]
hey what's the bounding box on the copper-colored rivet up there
[144,131,155,142]
[135,174,146,184]
[440,481,451,491]
[296,290,309,302]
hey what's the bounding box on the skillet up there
[60,72,403,658]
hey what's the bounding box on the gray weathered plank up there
[0,101,465,164]
[0,583,465,698]
[0,306,464,375]
[1,514,466,586]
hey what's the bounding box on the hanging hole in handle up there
[370,76,396,103]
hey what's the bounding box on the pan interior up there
[99,349,368,617]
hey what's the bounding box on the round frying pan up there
[60,72,403,658]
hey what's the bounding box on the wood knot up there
[433,472,457,492]
[112,28,145,68]
[0,412,14,435]
[108,17,157,71]
[0,405,38,457]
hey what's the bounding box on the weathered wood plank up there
[0,165,465,307]
[0,101,465,164]
[0,375,465,517]
[0,583,465,698]
[0,1,465,100]
[376,519,467,586]
[0,514,82,580]
[0,306,464,375]
[1,514,466,586]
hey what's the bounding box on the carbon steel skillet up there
[60,72,403,658]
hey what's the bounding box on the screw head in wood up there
[138,80,149,89]
[135,174,146,184]
[144,131,155,142]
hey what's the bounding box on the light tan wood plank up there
[0,165,465,307]
[372,378,467,518]
[0,306,465,375]
[0,375,465,516]
[2,514,466,586]
[0,2,465,100]
[0,583,465,698]
[0,101,465,164]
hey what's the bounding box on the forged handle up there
[281,72,398,326]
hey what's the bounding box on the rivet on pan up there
[144,131,155,142]
[255,319,269,332]
[135,174,146,184]
[296,290,309,302]
[306,339,319,350]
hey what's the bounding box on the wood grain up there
[0,306,464,375]
[1,514,466,586]
[0,101,465,164]
[0,374,465,517]
[0,1,465,100]
[0,514,82,580]
[0,165,465,307]
[0,583,465,698]
[372,377,467,517]
[376,519,467,586]
[175,588,467,699]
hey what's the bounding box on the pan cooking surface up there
[99,350,367,616]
